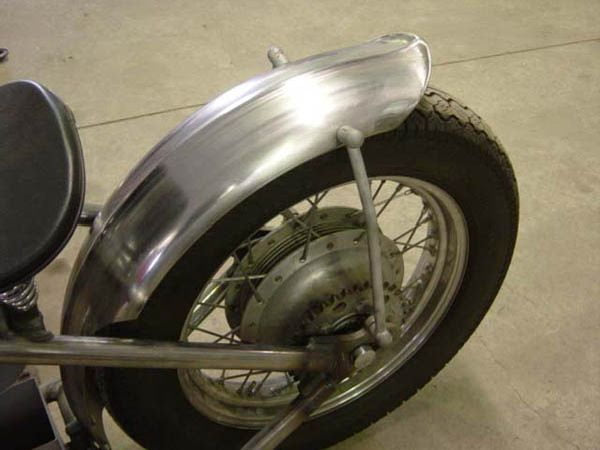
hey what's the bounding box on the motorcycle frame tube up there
[60,33,431,444]
[0,336,336,372]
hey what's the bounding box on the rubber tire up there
[102,88,519,450]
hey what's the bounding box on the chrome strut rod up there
[242,374,336,450]
[338,126,392,347]
[0,335,336,372]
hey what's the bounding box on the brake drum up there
[224,207,404,344]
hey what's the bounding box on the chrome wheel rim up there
[178,176,468,428]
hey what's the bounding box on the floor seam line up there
[76,36,600,130]
[77,102,206,130]
[433,36,600,67]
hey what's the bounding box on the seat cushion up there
[0,80,84,287]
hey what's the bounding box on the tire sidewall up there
[104,126,517,450]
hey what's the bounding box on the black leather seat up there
[0,81,84,288]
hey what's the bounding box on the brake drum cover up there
[227,208,404,344]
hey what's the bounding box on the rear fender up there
[60,33,431,444]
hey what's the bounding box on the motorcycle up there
[0,33,518,449]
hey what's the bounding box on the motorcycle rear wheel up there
[101,88,518,450]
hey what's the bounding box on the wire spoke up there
[251,371,273,396]
[285,373,294,388]
[211,274,267,283]
[196,284,227,307]
[237,370,255,393]
[377,184,406,217]
[283,373,296,391]
[300,219,316,260]
[288,215,321,239]
[271,372,296,395]
[192,327,238,341]
[232,253,267,304]
[280,208,297,221]
[223,370,269,382]
[400,276,424,295]
[301,194,320,261]
[213,326,241,344]
[245,237,256,266]
[396,243,428,251]
[217,324,243,383]
[392,213,432,243]
[396,236,431,254]
[401,207,428,252]
[349,183,413,217]
[188,285,230,328]
[206,303,226,309]
[305,190,329,208]
[236,236,265,250]
[305,198,317,208]
[371,180,386,201]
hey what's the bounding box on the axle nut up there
[352,345,376,370]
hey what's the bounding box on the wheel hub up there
[179,177,470,430]
[225,207,404,345]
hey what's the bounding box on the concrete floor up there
[1,1,599,448]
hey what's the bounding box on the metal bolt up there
[267,46,289,68]
[337,125,365,148]
[352,345,376,370]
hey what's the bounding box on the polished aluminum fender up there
[61,33,430,444]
